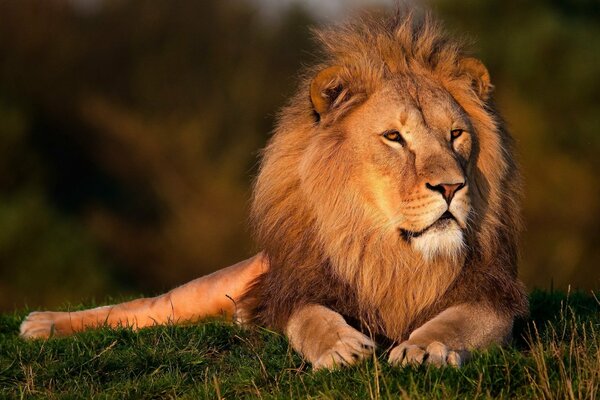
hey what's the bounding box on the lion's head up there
[306,76,475,263]
[249,12,523,338]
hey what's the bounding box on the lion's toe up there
[389,342,426,366]
[313,330,375,370]
[446,350,466,367]
[424,341,449,366]
[388,340,469,368]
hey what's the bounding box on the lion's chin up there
[410,221,465,262]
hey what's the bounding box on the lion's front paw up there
[388,340,469,367]
[312,328,376,370]
[20,311,70,339]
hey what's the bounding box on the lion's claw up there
[312,329,376,370]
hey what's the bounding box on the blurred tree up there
[432,0,600,289]
[0,0,316,309]
[0,0,598,310]
[0,98,116,308]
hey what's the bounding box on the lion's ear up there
[460,57,493,100]
[310,66,346,118]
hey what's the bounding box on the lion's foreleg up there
[388,303,513,367]
[20,253,267,339]
[285,304,376,370]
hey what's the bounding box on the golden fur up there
[20,254,267,338]
[241,11,527,341]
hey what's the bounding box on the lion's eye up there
[451,129,464,140]
[382,130,405,145]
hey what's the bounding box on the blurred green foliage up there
[0,0,598,311]
[432,0,600,290]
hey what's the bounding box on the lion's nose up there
[426,182,465,204]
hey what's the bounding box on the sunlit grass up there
[523,295,600,400]
[1,291,598,399]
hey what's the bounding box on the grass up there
[1,290,599,399]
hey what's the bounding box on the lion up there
[19,11,528,370]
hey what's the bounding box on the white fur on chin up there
[412,223,465,262]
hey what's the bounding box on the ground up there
[1,291,598,399]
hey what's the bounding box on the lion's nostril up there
[426,182,465,204]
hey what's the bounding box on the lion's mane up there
[240,12,527,340]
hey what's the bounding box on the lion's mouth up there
[399,211,456,241]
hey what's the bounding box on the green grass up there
[1,291,599,399]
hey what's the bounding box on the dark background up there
[0,0,598,311]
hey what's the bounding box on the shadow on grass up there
[513,289,600,349]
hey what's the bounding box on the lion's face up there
[338,77,474,261]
